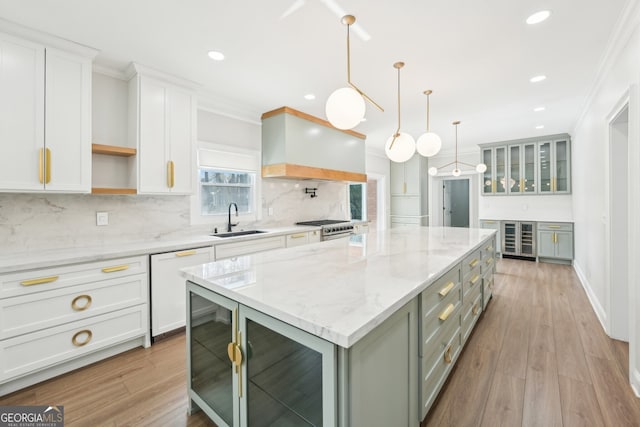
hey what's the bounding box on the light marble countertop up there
[181,226,496,348]
[0,225,320,273]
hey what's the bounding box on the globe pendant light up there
[416,90,442,157]
[428,121,487,176]
[326,15,383,130]
[385,62,416,163]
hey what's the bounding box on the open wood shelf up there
[91,187,137,195]
[92,143,137,157]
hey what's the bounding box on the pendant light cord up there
[454,122,459,169]
[396,65,401,137]
[426,93,430,132]
[346,21,351,83]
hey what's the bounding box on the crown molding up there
[92,64,128,80]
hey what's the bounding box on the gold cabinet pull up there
[484,221,495,224]
[485,257,494,266]
[175,250,197,257]
[72,329,92,347]
[289,233,306,239]
[492,180,496,193]
[438,282,455,297]
[101,265,129,273]
[38,148,44,183]
[227,308,243,398]
[167,161,175,188]
[469,258,479,268]
[470,274,480,286]
[485,245,493,251]
[472,303,480,316]
[21,275,59,286]
[403,182,407,194]
[439,303,455,321]
[520,178,524,192]
[71,295,92,311]
[547,225,561,229]
[45,148,51,184]
[444,345,453,364]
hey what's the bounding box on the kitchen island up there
[181,226,497,427]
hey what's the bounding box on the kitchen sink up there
[212,230,268,238]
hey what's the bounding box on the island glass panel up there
[245,319,323,426]
[190,292,235,426]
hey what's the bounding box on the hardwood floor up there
[424,258,640,427]
[1,258,638,426]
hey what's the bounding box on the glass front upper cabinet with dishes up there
[480,134,570,196]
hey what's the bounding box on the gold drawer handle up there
[470,274,480,286]
[102,265,129,273]
[71,295,92,311]
[469,258,479,268]
[438,282,455,297]
[21,275,59,287]
[289,233,306,239]
[472,303,480,316]
[485,245,493,251]
[175,250,197,257]
[547,225,561,229]
[439,303,455,321]
[485,258,494,265]
[72,329,92,347]
[444,345,453,364]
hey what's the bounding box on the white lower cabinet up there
[0,255,150,395]
[150,247,213,337]
[285,231,309,247]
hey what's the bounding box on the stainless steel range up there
[296,219,354,241]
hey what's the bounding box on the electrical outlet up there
[96,211,109,226]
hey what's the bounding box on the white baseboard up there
[573,261,608,333]
[632,369,640,398]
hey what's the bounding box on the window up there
[191,142,261,225]
[349,183,366,220]
[199,169,255,215]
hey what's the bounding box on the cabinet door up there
[555,231,574,259]
[167,87,196,194]
[151,247,212,336]
[188,284,239,427]
[138,76,170,194]
[481,148,493,194]
[240,305,336,426]
[523,143,537,193]
[538,141,552,193]
[508,145,521,194]
[0,34,45,191]
[44,48,91,192]
[495,147,506,194]
[554,140,570,193]
[537,230,556,257]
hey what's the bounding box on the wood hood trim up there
[262,163,367,183]
[261,107,366,140]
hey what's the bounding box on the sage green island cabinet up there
[182,228,496,427]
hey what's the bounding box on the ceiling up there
[0,0,630,153]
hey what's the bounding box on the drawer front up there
[422,291,461,355]
[461,285,482,343]
[481,253,495,275]
[461,249,481,279]
[483,275,494,310]
[481,237,496,260]
[462,267,482,298]
[421,266,461,320]
[1,273,147,340]
[0,305,147,382]
[215,236,285,260]
[285,232,309,248]
[0,256,148,299]
[537,222,573,232]
[421,317,462,415]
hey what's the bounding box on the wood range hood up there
[261,107,367,182]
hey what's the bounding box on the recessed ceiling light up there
[534,106,546,112]
[304,94,316,100]
[530,75,546,83]
[207,50,225,61]
[526,10,551,25]
[535,125,545,129]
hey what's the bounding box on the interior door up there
[443,179,470,228]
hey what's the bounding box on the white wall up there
[572,1,640,395]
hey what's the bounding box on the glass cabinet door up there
[482,148,493,194]
[554,140,570,192]
[538,142,552,193]
[495,147,506,194]
[523,143,537,193]
[508,145,521,194]
[188,285,238,427]
[240,306,335,427]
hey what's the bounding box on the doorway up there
[608,102,629,342]
[443,179,470,227]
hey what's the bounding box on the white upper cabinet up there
[0,30,93,193]
[128,64,197,195]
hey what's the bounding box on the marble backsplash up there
[0,179,348,253]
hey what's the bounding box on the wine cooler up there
[501,221,536,258]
